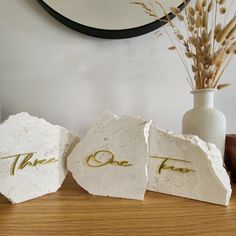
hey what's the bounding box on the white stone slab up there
[68,111,152,200]
[0,112,79,204]
[148,125,232,206]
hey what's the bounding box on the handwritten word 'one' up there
[86,150,132,168]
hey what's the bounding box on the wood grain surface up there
[0,174,235,236]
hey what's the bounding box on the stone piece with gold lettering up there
[68,111,152,200]
[148,125,232,206]
[0,113,79,204]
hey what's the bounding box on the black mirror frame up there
[37,0,189,39]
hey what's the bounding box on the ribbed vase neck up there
[192,89,216,109]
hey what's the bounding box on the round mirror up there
[37,0,187,39]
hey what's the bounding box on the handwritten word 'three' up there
[1,152,58,176]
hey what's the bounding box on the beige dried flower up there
[202,0,208,8]
[185,51,194,58]
[226,25,236,40]
[176,33,184,40]
[202,12,208,27]
[132,0,235,90]
[196,15,202,28]
[218,0,226,5]
[217,84,231,90]
[177,14,184,21]
[188,7,195,16]
[208,0,214,12]
[195,0,202,12]
[168,46,176,50]
[201,29,210,45]
[170,7,180,16]
[220,7,227,14]
[188,15,196,25]
[188,25,194,32]
[214,24,222,39]
[217,17,236,43]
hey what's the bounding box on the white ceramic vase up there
[182,89,226,156]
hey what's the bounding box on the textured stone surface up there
[0,113,79,204]
[148,125,232,206]
[68,111,152,200]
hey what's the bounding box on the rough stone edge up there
[143,120,153,194]
[69,111,152,200]
[0,112,80,204]
[151,126,232,206]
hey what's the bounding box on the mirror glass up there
[38,0,186,39]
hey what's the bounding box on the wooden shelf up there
[1,174,236,236]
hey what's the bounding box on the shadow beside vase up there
[225,134,236,183]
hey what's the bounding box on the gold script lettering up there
[1,152,58,176]
[86,150,132,168]
[150,156,195,174]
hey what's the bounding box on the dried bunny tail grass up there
[188,15,196,25]
[195,0,203,12]
[226,25,236,39]
[218,0,227,5]
[213,54,235,88]
[188,36,196,45]
[202,12,208,27]
[188,6,195,16]
[201,29,210,45]
[220,7,227,14]
[176,33,184,40]
[177,14,185,21]
[228,42,236,52]
[131,0,235,90]
[216,16,236,43]
[168,46,176,50]
[214,23,222,39]
[188,25,194,32]
[213,48,225,66]
[196,15,202,28]
[185,51,194,58]
[130,2,157,17]
[205,43,212,54]
[217,83,231,90]
[170,7,180,16]
[226,48,231,54]
[221,39,228,46]
[155,0,194,89]
[208,0,214,12]
[192,64,197,72]
[202,0,208,8]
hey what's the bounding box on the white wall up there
[0,0,235,137]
